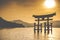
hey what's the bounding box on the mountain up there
[12,20,60,28]
[0,17,24,29]
[0,17,60,28]
[12,20,34,27]
[52,21,60,28]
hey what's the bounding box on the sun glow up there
[44,0,56,8]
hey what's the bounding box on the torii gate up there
[33,13,56,34]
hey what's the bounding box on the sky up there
[0,0,60,23]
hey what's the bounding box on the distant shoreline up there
[0,27,60,30]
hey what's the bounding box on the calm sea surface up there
[0,27,60,40]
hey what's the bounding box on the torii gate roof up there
[33,13,56,18]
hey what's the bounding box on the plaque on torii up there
[33,13,56,34]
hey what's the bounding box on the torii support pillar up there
[44,22,53,34]
[34,22,42,33]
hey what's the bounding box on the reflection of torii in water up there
[33,13,56,34]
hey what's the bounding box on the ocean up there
[0,27,60,40]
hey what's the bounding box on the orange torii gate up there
[33,13,56,34]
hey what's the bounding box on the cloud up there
[16,0,40,7]
[0,0,60,8]
[0,0,12,10]
[0,0,8,7]
[0,0,40,8]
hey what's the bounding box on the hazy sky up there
[0,0,60,23]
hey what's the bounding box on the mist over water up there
[0,27,60,40]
